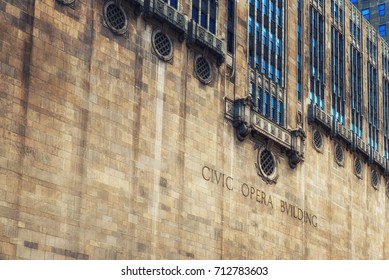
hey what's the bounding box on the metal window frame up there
[248,0,286,127]
[192,0,218,34]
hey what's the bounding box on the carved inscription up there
[202,165,318,228]
[202,166,233,191]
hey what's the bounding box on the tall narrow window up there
[227,0,235,53]
[248,0,285,126]
[264,91,270,117]
[192,0,217,34]
[331,11,345,123]
[331,0,342,22]
[367,37,379,151]
[297,0,303,102]
[278,101,284,126]
[383,51,389,158]
[310,6,325,109]
[350,45,363,138]
[350,19,361,44]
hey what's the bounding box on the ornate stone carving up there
[225,97,305,171]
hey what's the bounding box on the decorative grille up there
[313,129,323,151]
[260,150,276,177]
[335,144,344,166]
[152,30,173,61]
[195,56,212,84]
[103,1,128,35]
[354,158,362,177]
[371,170,379,189]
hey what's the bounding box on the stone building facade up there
[352,0,389,42]
[0,0,389,259]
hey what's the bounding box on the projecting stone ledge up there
[308,103,389,174]
[187,19,225,66]
[143,0,187,41]
[225,97,306,169]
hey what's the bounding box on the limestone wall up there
[0,0,388,259]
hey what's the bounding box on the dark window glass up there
[165,0,178,9]
[192,7,199,22]
[248,0,285,126]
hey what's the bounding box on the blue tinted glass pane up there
[271,96,277,121]
[258,88,263,112]
[379,4,385,16]
[201,12,207,28]
[265,92,270,117]
[170,0,177,9]
[192,7,199,22]
[361,9,370,20]
[209,19,216,34]
[278,101,284,125]
[228,0,234,17]
[380,25,386,36]
[262,59,267,74]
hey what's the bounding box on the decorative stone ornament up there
[288,128,306,169]
[227,97,305,171]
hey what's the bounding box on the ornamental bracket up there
[288,128,306,169]
[225,97,305,169]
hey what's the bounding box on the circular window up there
[194,55,213,84]
[354,158,362,178]
[152,30,173,61]
[103,1,128,35]
[259,149,277,178]
[334,144,344,166]
[371,170,379,189]
[313,129,323,151]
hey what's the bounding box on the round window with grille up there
[103,1,128,35]
[334,144,344,166]
[258,149,277,179]
[371,169,379,189]
[194,55,213,84]
[313,129,323,151]
[354,158,362,178]
[152,30,173,61]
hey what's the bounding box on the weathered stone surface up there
[0,0,388,260]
